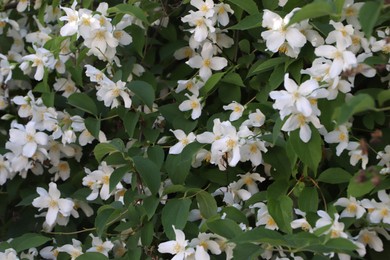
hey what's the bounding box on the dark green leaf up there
[289,126,322,173]
[196,191,218,219]
[332,94,375,125]
[378,89,390,106]
[76,252,108,260]
[317,168,352,184]
[263,146,292,180]
[288,1,335,26]
[230,227,286,245]
[127,81,155,109]
[248,57,288,77]
[268,196,293,234]
[120,111,140,139]
[109,165,131,193]
[84,117,101,139]
[359,1,382,38]
[147,146,165,169]
[108,4,149,25]
[162,198,192,240]
[347,171,375,198]
[68,93,98,116]
[10,233,51,253]
[143,196,160,220]
[298,186,318,213]
[133,156,161,195]
[94,142,122,162]
[228,13,262,30]
[207,218,243,239]
[227,0,259,15]
[200,72,225,96]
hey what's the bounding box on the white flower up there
[236,172,265,194]
[326,21,354,49]
[96,79,132,109]
[314,211,348,238]
[314,44,357,78]
[223,101,244,121]
[270,74,322,118]
[182,12,215,42]
[357,229,383,252]
[21,47,56,81]
[9,121,49,158]
[341,0,364,29]
[281,112,323,143]
[179,94,203,119]
[261,9,307,56]
[187,42,227,80]
[291,209,313,232]
[86,234,114,257]
[324,124,350,156]
[362,190,390,224]
[240,140,268,167]
[252,202,278,230]
[176,79,203,96]
[169,130,196,154]
[0,155,11,185]
[242,109,266,127]
[213,3,234,26]
[174,46,195,60]
[377,145,390,168]
[53,77,79,97]
[191,0,215,18]
[158,226,194,259]
[0,248,19,260]
[334,196,366,219]
[347,141,368,169]
[58,239,83,260]
[32,182,74,226]
[190,233,222,260]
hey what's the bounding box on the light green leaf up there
[332,93,375,125]
[10,233,50,253]
[248,57,288,77]
[109,165,131,193]
[76,253,108,260]
[162,198,192,240]
[227,0,259,15]
[196,191,218,219]
[288,1,335,26]
[127,80,155,109]
[268,196,293,234]
[289,126,322,173]
[68,93,98,116]
[317,168,352,184]
[378,89,390,106]
[359,1,382,38]
[207,218,243,239]
[298,186,318,213]
[325,238,358,252]
[133,156,161,195]
[222,72,245,87]
[228,13,262,30]
[108,4,149,25]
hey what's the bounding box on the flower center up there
[190,100,199,109]
[347,203,357,213]
[102,175,110,185]
[203,58,211,68]
[226,139,236,149]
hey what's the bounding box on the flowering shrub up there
[0,0,390,259]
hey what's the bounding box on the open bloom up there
[261,9,306,57]
[32,182,74,226]
[334,196,366,219]
[158,226,194,259]
[187,42,227,80]
[169,130,196,154]
[179,94,203,119]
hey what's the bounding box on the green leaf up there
[347,171,375,198]
[378,89,390,106]
[142,196,160,220]
[76,252,108,260]
[228,13,262,30]
[227,0,259,15]
[84,117,101,139]
[207,218,243,239]
[93,142,122,162]
[233,243,263,259]
[68,93,98,116]
[108,4,149,25]
[230,227,286,245]
[127,81,155,109]
[298,186,318,213]
[133,156,161,195]
[162,198,192,240]
[9,233,51,253]
[95,206,122,237]
[248,57,288,77]
[359,1,382,38]
[268,196,293,234]
[165,143,203,184]
[147,146,165,169]
[196,191,218,219]
[325,238,358,252]
[120,111,140,138]
[289,126,322,173]
[128,25,146,57]
[200,72,225,96]
[267,179,289,199]
[288,1,335,25]
[333,94,375,125]
[263,146,292,180]
[141,220,154,246]
[317,168,352,184]
[109,165,131,193]
[41,92,55,107]
[221,72,245,87]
